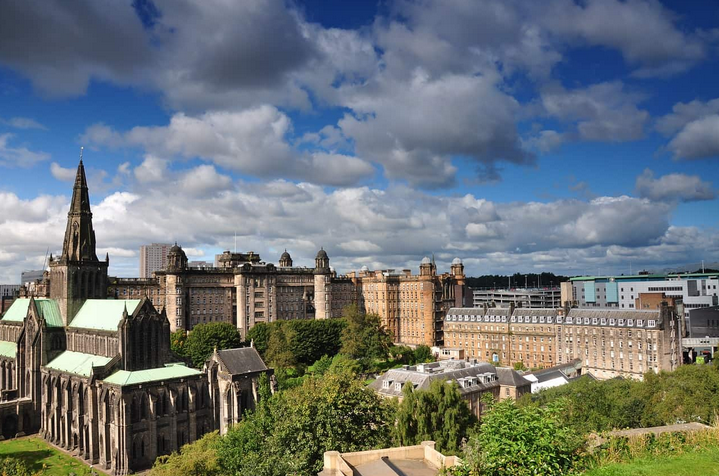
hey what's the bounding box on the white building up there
[139,243,173,278]
[570,273,719,318]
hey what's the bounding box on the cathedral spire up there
[60,150,98,262]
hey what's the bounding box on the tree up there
[395,379,476,454]
[463,398,584,476]
[246,322,270,355]
[247,319,345,365]
[170,329,188,356]
[327,353,362,376]
[340,304,392,360]
[413,345,433,363]
[217,372,395,476]
[184,322,242,367]
[265,324,296,369]
[150,432,222,476]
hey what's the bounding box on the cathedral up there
[0,160,272,474]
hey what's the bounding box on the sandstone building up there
[0,161,272,474]
[444,303,682,380]
[108,249,466,348]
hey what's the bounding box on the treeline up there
[150,372,478,476]
[521,363,719,434]
[466,272,569,289]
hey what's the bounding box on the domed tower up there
[314,248,331,319]
[279,250,293,267]
[451,257,465,278]
[419,256,435,276]
[49,157,109,325]
[166,243,188,272]
[315,247,329,271]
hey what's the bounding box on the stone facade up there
[0,161,270,474]
[444,304,683,379]
[108,251,466,347]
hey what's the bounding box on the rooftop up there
[1,298,61,326]
[0,340,16,359]
[103,363,201,386]
[45,350,113,377]
[69,299,142,331]
[319,442,459,476]
[214,347,269,375]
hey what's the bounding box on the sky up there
[1,0,719,283]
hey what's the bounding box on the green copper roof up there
[103,363,201,386]
[45,351,112,377]
[69,299,142,331]
[0,341,16,359]
[35,300,63,327]
[1,298,52,323]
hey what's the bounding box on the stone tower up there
[279,250,293,267]
[49,159,109,325]
[313,248,331,319]
[164,243,188,332]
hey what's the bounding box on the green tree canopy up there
[184,322,242,367]
[170,329,187,357]
[462,398,584,476]
[217,372,395,476]
[340,304,392,360]
[395,379,476,454]
[246,319,345,366]
[150,432,222,476]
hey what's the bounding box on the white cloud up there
[0,133,50,167]
[666,115,719,160]
[536,0,706,77]
[83,107,375,187]
[636,169,715,202]
[50,162,76,181]
[656,98,719,136]
[338,71,532,187]
[1,174,717,282]
[1,117,46,130]
[540,82,648,143]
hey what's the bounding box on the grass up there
[582,446,719,475]
[0,437,102,476]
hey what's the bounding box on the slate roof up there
[102,363,201,386]
[496,367,532,387]
[567,308,660,320]
[45,351,113,377]
[0,340,16,359]
[369,360,511,397]
[69,299,142,331]
[215,347,269,375]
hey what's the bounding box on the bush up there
[463,398,585,476]
[150,432,222,476]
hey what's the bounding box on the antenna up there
[79,146,84,162]
[42,247,49,270]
